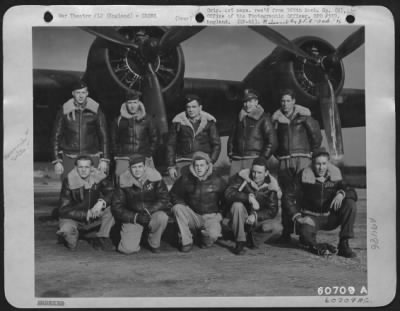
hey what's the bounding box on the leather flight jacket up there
[228,105,277,159]
[52,98,109,162]
[111,168,170,223]
[58,169,114,222]
[166,111,221,166]
[170,165,227,215]
[287,165,358,219]
[111,116,158,158]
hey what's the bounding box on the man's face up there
[76,159,92,180]
[72,87,89,105]
[243,98,258,113]
[313,155,329,177]
[186,101,201,119]
[280,94,296,115]
[126,99,141,114]
[251,165,267,185]
[130,162,146,179]
[194,159,209,178]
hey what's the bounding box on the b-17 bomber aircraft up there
[33,26,365,167]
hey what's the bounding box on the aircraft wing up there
[33,69,84,160]
[337,88,365,128]
[34,69,84,91]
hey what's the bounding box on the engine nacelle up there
[243,36,345,113]
[84,27,185,116]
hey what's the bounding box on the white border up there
[3,5,396,308]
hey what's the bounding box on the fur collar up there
[119,101,146,121]
[67,167,106,190]
[63,97,99,116]
[189,162,213,181]
[119,167,162,188]
[301,164,342,184]
[238,105,265,122]
[272,105,311,124]
[172,111,216,136]
[238,168,281,196]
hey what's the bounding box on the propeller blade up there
[318,75,344,166]
[249,26,318,62]
[142,63,168,135]
[334,27,365,61]
[159,26,206,52]
[80,27,138,48]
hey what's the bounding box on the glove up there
[91,200,105,218]
[168,167,178,179]
[136,212,151,225]
[54,162,64,175]
[311,243,337,256]
[98,160,109,174]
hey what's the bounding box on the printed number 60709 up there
[318,286,356,295]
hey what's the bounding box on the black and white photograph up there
[3,5,396,308]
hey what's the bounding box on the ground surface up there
[34,163,367,298]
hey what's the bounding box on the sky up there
[33,26,365,166]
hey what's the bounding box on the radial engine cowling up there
[85,26,185,113]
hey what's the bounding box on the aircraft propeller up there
[159,26,206,53]
[82,26,204,135]
[249,26,364,165]
[80,27,139,49]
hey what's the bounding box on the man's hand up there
[86,209,94,222]
[91,201,105,218]
[98,160,108,174]
[136,212,151,225]
[246,213,257,225]
[168,167,178,179]
[54,162,64,175]
[145,157,153,168]
[248,194,260,211]
[330,192,345,211]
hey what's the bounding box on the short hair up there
[74,155,93,166]
[252,157,269,170]
[312,147,330,160]
[279,88,296,100]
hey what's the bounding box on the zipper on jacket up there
[287,123,292,156]
[133,118,136,143]
[199,180,203,213]
[79,110,82,153]
[141,184,144,212]
[320,182,324,214]
[241,118,246,154]
[191,126,195,154]
[88,188,91,212]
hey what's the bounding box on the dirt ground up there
[34,166,367,299]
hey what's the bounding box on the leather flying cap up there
[125,90,142,101]
[242,88,259,101]
[192,151,211,164]
[129,154,146,166]
[71,80,88,91]
[312,147,330,159]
